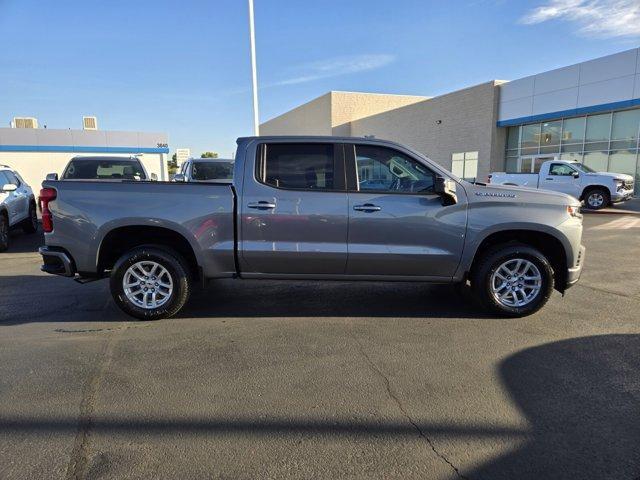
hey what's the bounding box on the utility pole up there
[248,0,260,135]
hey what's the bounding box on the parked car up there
[173,158,234,182]
[0,164,38,251]
[49,156,155,181]
[489,160,635,210]
[39,136,585,320]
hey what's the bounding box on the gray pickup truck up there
[39,136,585,319]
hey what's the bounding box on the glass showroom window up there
[504,107,640,193]
[451,151,478,180]
[540,121,561,154]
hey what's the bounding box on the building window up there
[451,151,478,181]
[503,106,640,194]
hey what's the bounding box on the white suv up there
[0,165,38,251]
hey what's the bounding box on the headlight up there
[567,205,582,218]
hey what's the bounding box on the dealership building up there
[261,48,640,194]
[0,122,169,189]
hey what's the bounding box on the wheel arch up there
[97,225,200,279]
[466,229,569,293]
[580,184,611,201]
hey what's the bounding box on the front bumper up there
[565,244,586,290]
[39,246,76,277]
[611,189,635,203]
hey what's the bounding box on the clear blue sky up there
[1,0,638,157]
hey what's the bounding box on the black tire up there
[471,243,554,317]
[21,201,38,234]
[583,188,610,210]
[110,246,191,320]
[0,213,8,252]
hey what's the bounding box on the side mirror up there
[434,175,457,205]
[45,173,59,181]
[572,171,580,178]
[173,173,186,182]
[150,173,158,181]
[2,183,17,193]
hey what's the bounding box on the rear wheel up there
[0,213,8,252]
[21,201,38,234]
[471,243,554,317]
[110,246,191,320]
[584,188,610,210]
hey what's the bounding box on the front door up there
[345,144,467,278]
[240,142,349,275]
[539,162,582,198]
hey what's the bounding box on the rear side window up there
[258,143,335,190]
[63,160,146,180]
[192,161,234,181]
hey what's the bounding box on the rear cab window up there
[63,159,146,180]
[256,143,342,191]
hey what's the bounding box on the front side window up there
[355,145,435,194]
[0,171,10,186]
[549,163,576,176]
[259,143,334,190]
[63,159,146,180]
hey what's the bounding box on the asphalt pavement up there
[1,203,639,480]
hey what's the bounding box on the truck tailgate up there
[42,180,236,278]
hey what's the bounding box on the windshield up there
[63,159,146,180]
[572,163,596,173]
[191,161,234,181]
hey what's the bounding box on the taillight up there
[39,187,57,233]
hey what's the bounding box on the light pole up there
[248,0,260,136]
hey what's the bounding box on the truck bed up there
[42,180,237,278]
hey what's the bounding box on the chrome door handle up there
[546,178,553,180]
[353,203,381,212]
[247,201,276,210]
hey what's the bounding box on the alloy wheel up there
[122,261,174,309]
[490,258,542,308]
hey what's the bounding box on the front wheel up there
[471,244,554,317]
[584,188,610,210]
[110,246,191,320]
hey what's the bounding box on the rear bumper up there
[39,246,76,277]
[565,244,586,290]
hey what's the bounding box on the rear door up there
[345,143,466,278]
[5,171,29,221]
[240,142,349,275]
[0,171,20,225]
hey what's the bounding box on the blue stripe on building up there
[0,145,169,154]
[497,98,640,127]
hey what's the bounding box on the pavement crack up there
[65,326,122,480]
[352,333,470,480]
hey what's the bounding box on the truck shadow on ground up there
[182,279,488,319]
[0,334,638,479]
[0,275,489,324]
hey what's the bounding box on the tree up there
[201,152,219,158]
[167,153,178,175]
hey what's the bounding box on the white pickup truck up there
[489,160,635,210]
